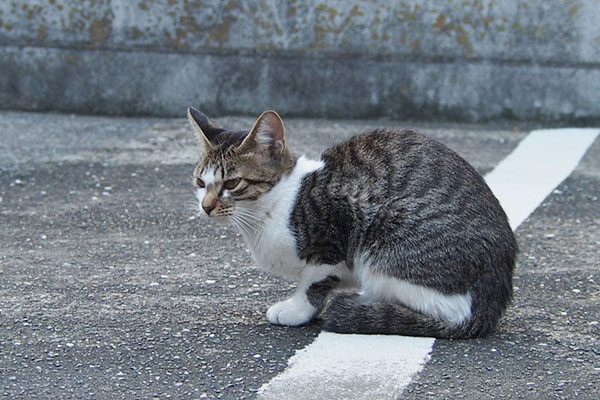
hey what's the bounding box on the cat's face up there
[188,108,293,220]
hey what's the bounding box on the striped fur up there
[188,108,517,338]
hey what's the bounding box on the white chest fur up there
[238,156,324,280]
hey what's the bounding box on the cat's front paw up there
[267,297,316,326]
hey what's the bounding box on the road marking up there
[485,128,600,230]
[258,128,599,400]
[258,333,433,400]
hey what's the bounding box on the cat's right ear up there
[187,107,220,152]
[237,110,287,160]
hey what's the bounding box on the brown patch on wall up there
[37,24,48,40]
[310,5,355,50]
[207,22,231,43]
[128,27,143,41]
[569,4,583,15]
[430,11,474,56]
[89,17,111,45]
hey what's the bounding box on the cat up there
[187,107,517,339]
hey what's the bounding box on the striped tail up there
[322,293,496,339]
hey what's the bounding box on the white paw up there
[266,297,316,326]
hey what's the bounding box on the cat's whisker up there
[183,201,204,219]
[233,208,267,245]
[235,212,264,235]
[232,213,258,233]
[233,207,265,223]
[230,211,265,245]
[236,221,254,240]
[230,215,254,239]
[233,211,264,226]
[183,199,200,210]
[234,206,262,217]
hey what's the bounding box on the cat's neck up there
[232,155,324,244]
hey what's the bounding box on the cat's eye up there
[223,178,241,190]
[196,178,206,188]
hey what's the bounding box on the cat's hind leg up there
[267,264,344,326]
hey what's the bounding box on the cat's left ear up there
[187,107,221,152]
[237,110,286,159]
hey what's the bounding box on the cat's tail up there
[321,293,494,339]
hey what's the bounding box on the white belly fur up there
[354,254,473,326]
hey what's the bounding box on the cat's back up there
[325,127,421,156]
[320,128,511,230]
[291,128,515,270]
[319,128,484,200]
[322,128,466,176]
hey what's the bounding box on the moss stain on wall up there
[88,17,111,44]
[0,0,596,62]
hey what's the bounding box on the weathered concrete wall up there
[1,0,599,122]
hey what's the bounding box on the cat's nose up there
[202,193,218,215]
[202,203,216,215]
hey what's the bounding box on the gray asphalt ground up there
[1,111,598,399]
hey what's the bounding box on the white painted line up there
[485,128,600,230]
[258,128,599,400]
[258,333,434,400]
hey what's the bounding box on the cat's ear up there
[187,107,221,151]
[237,110,286,159]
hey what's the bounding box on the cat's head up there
[188,107,294,219]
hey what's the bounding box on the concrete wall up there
[1,0,599,122]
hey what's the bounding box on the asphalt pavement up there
[1,111,598,399]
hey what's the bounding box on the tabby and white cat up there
[188,107,517,339]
